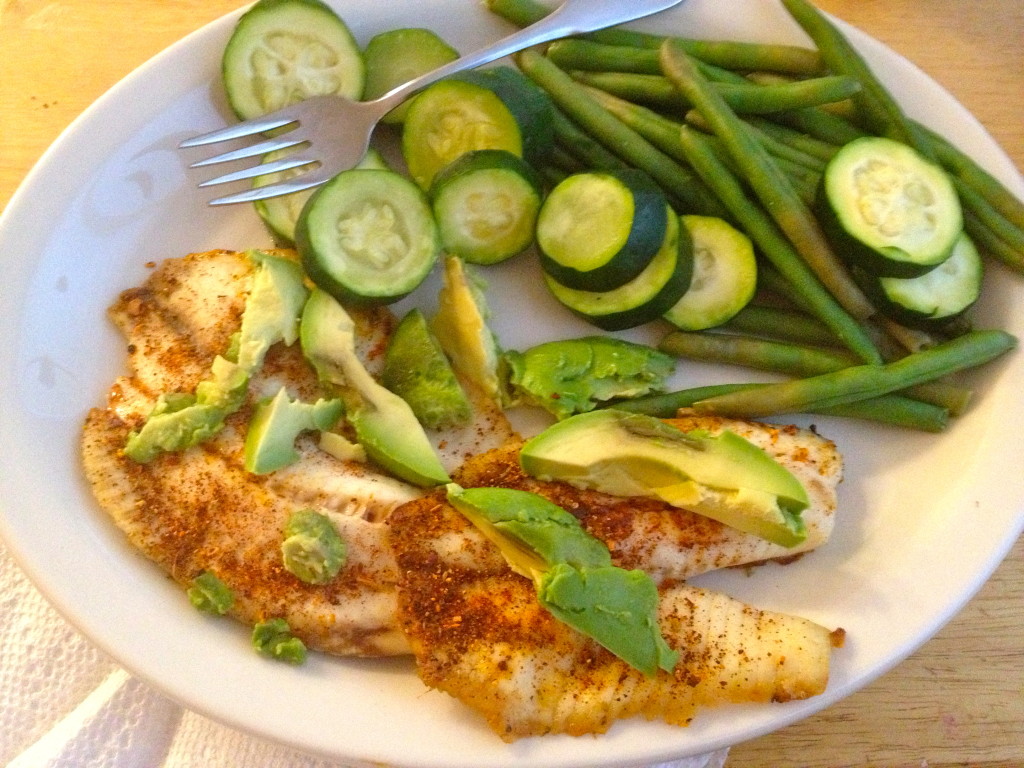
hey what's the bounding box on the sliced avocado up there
[124,251,307,464]
[504,336,675,420]
[243,386,344,474]
[300,287,450,486]
[445,483,677,676]
[445,484,611,578]
[236,251,310,373]
[381,308,472,430]
[430,256,504,404]
[519,409,809,547]
[539,562,678,677]
[124,355,251,462]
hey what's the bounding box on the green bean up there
[569,70,859,115]
[659,330,857,376]
[772,106,867,147]
[612,383,949,432]
[746,116,840,163]
[514,49,726,217]
[674,125,881,363]
[722,303,838,346]
[659,327,970,412]
[660,41,877,322]
[780,0,933,159]
[485,0,825,75]
[547,39,737,83]
[962,209,1024,273]
[952,177,1024,267]
[551,107,630,172]
[684,111,827,173]
[918,121,1024,233]
[691,329,1016,418]
[586,30,825,77]
[581,87,820,204]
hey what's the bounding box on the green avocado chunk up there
[300,287,450,486]
[243,386,344,475]
[187,571,235,615]
[381,308,472,430]
[445,484,678,676]
[281,508,347,584]
[251,618,307,665]
[539,562,678,677]
[124,251,308,463]
[519,409,809,547]
[504,336,675,420]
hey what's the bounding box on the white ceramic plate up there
[1,1,1022,765]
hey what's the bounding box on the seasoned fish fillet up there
[81,249,514,656]
[446,414,842,583]
[389,478,844,740]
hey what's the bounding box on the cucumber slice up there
[817,136,963,277]
[663,215,757,330]
[866,232,983,328]
[452,66,555,167]
[222,0,364,120]
[544,210,694,331]
[296,168,440,304]
[363,28,459,125]
[254,148,389,245]
[537,170,668,292]
[430,149,543,265]
[402,79,523,190]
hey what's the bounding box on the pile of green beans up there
[486,0,1021,430]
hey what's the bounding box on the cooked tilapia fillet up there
[389,483,844,741]
[81,249,514,656]
[447,414,842,583]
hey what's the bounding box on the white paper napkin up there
[1,538,729,768]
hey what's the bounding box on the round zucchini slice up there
[544,209,693,331]
[537,170,669,292]
[430,149,543,265]
[864,232,983,328]
[817,136,963,277]
[363,28,459,125]
[222,0,364,120]
[664,215,757,330]
[402,79,523,190]
[296,168,440,305]
[452,66,555,167]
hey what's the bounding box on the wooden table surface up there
[1,2,1021,766]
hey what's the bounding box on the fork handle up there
[372,0,683,113]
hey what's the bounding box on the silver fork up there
[181,0,685,205]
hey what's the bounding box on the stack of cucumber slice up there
[817,136,982,328]
[536,169,694,331]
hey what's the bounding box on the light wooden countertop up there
[2,2,1021,766]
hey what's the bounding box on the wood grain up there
[1,2,1022,766]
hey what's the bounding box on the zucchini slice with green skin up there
[537,170,669,292]
[402,79,523,190]
[817,136,963,277]
[452,66,555,167]
[363,28,459,125]
[861,232,983,328]
[663,215,757,330]
[254,148,389,246]
[544,210,694,331]
[296,168,440,305]
[222,0,364,120]
[430,149,543,265]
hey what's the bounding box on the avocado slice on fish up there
[300,287,450,487]
[446,484,678,676]
[243,386,344,475]
[124,251,308,462]
[519,409,810,547]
